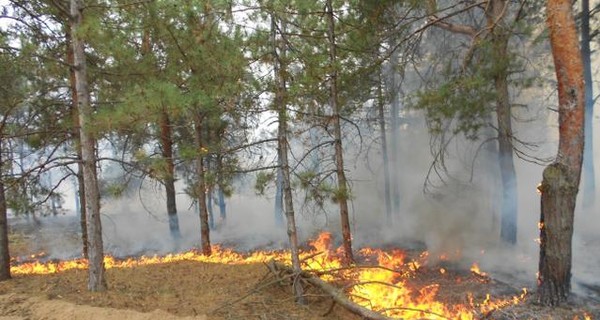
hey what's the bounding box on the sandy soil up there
[1,217,598,320]
[0,261,360,320]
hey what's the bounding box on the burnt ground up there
[1,216,599,320]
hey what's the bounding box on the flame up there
[574,313,593,320]
[470,263,488,277]
[11,232,532,319]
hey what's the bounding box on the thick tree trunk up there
[538,0,585,306]
[0,144,11,281]
[66,28,88,259]
[159,111,181,239]
[193,118,211,256]
[581,0,596,209]
[326,0,354,264]
[487,0,518,245]
[273,12,305,303]
[538,163,576,305]
[377,69,392,221]
[70,0,107,292]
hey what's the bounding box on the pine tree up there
[537,0,585,305]
[70,0,106,292]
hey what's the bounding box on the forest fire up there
[9,232,535,319]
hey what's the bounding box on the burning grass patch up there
[3,230,598,319]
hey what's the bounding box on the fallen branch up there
[269,261,394,320]
[207,270,295,315]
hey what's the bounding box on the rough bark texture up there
[66,28,88,259]
[193,118,212,256]
[487,0,518,245]
[70,0,107,292]
[0,144,11,281]
[273,13,305,303]
[581,0,596,209]
[538,0,585,306]
[326,0,354,264]
[159,111,181,240]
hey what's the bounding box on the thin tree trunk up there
[581,0,595,209]
[70,0,106,292]
[389,48,401,217]
[216,154,226,221]
[0,142,11,281]
[273,12,305,303]
[377,68,392,221]
[193,117,211,256]
[538,0,585,305]
[487,0,518,245]
[274,157,284,227]
[66,28,88,259]
[159,111,181,239]
[207,186,215,230]
[326,0,354,264]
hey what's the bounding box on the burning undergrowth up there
[9,231,595,319]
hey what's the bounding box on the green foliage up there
[255,171,275,195]
[103,183,127,198]
[412,36,528,140]
[413,72,495,140]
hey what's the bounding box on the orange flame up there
[11,232,532,319]
[470,263,488,277]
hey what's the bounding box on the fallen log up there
[268,260,395,320]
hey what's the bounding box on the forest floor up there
[0,216,598,320]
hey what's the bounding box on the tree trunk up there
[326,0,354,264]
[581,0,595,209]
[66,27,88,259]
[193,117,212,256]
[70,0,107,292]
[207,186,215,230]
[538,0,585,305]
[272,15,285,228]
[216,154,226,221]
[274,157,284,227]
[0,142,11,281]
[273,12,305,303]
[377,68,392,221]
[159,111,181,240]
[487,0,518,245]
[389,48,401,218]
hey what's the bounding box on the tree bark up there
[581,0,596,209]
[388,48,401,218]
[70,0,107,292]
[159,111,181,240]
[538,0,585,306]
[0,141,11,281]
[216,154,227,221]
[273,12,305,303]
[274,158,284,227]
[326,0,354,264]
[377,68,392,221]
[66,28,88,259]
[486,0,518,245]
[193,117,212,256]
